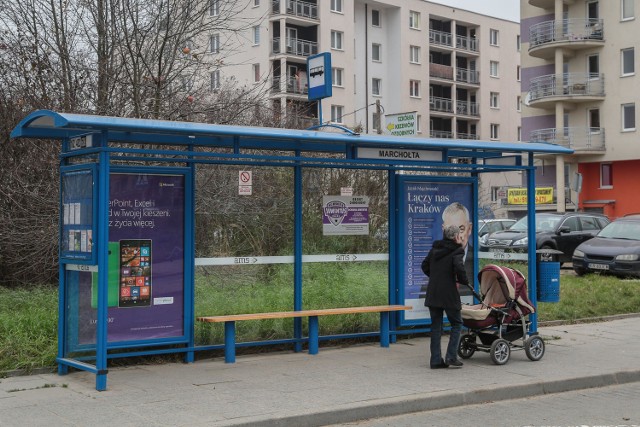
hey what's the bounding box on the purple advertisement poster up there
[400,180,474,322]
[76,172,185,344]
[322,196,370,236]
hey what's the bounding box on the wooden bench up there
[197,305,411,363]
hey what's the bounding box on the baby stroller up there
[458,264,545,365]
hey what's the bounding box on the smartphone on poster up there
[118,239,152,308]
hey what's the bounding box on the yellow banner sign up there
[507,187,554,205]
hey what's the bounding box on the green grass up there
[2,264,639,374]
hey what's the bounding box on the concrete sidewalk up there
[1,317,639,427]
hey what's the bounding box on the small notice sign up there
[322,196,369,236]
[239,171,252,195]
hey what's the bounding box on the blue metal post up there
[388,170,398,343]
[57,263,68,375]
[293,159,303,352]
[308,316,319,354]
[318,99,323,126]
[527,156,538,333]
[185,157,196,363]
[380,312,390,347]
[224,321,236,363]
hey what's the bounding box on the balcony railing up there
[429,29,453,47]
[429,63,453,80]
[430,130,453,139]
[456,34,478,52]
[430,96,453,113]
[271,76,308,95]
[456,67,479,84]
[529,19,604,49]
[456,100,479,116]
[272,37,318,57]
[529,73,605,102]
[272,0,318,19]
[530,127,606,151]
[457,132,479,140]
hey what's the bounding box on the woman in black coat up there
[421,225,470,369]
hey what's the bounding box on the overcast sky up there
[431,0,521,22]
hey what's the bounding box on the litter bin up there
[536,249,563,303]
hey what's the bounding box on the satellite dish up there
[524,92,532,107]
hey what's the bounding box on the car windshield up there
[598,221,640,240]
[509,215,561,232]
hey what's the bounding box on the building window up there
[331,31,343,50]
[416,114,422,133]
[601,163,613,188]
[622,0,634,19]
[211,70,220,90]
[372,78,381,96]
[410,45,420,64]
[372,43,381,61]
[253,64,260,82]
[490,92,499,108]
[517,95,522,111]
[517,126,522,141]
[332,68,344,87]
[253,0,259,6]
[252,26,260,45]
[409,80,420,97]
[490,29,499,46]
[490,61,499,77]
[588,54,599,78]
[516,35,521,51]
[622,103,636,131]
[210,0,219,16]
[372,112,381,132]
[331,105,344,123]
[517,65,521,81]
[372,9,381,27]
[210,34,220,53]
[490,124,499,139]
[622,48,635,76]
[331,0,342,13]
[409,11,420,29]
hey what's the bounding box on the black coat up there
[421,239,470,310]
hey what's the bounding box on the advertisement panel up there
[322,196,370,236]
[399,179,474,323]
[73,171,186,346]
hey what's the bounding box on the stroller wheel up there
[458,334,476,359]
[490,338,511,365]
[524,335,545,361]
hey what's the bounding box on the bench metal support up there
[224,321,236,363]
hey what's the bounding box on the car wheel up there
[573,267,586,276]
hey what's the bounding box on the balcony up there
[429,30,453,48]
[430,63,453,80]
[456,67,479,85]
[529,19,604,59]
[272,0,318,20]
[528,73,605,109]
[457,132,479,140]
[456,100,479,117]
[456,34,478,53]
[271,76,309,97]
[530,127,606,153]
[430,130,453,139]
[430,96,453,113]
[272,37,318,57]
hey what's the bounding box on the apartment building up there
[522,0,639,218]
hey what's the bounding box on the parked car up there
[477,218,516,237]
[479,212,610,263]
[572,215,640,277]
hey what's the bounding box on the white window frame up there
[600,163,613,188]
[409,11,420,29]
[490,61,499,78]
[490,123,499,139]
[331,0,343,13]
[409,80,420,98]
[253,0,260,6]
[416,114,422,133]
[332,68,344,87]
[517,65,521,81]
[622,103,636,131]
[252,26,260,45]
[622,0,634,20]
[331,30,344,50]
[211,70,220,91]
[210,0,219,16]
[622,48,635,76]
[490,92,499,109]
[331,105,344,124]
[410,45,420,64]
[490,29,499,46]
[516,35,521,51]
[210,34,220,53]
[517,96,522,112]
[517,126,522,141]
[372,78,381,96]
[372,43,381,62]
[252,64,260,83]
[372,9,381,27]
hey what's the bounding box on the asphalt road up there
[332,382,640,427]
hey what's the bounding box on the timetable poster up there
[400,180,473,322]
[75,172,186,345]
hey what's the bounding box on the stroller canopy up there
[477,264,535,316]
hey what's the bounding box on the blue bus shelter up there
[10,110,573,390]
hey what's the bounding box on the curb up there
[223,369,640,427]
